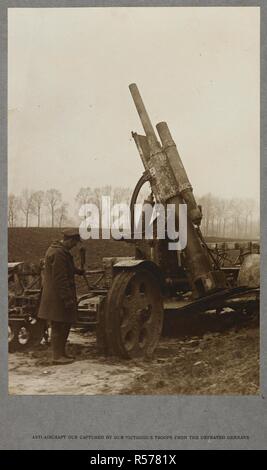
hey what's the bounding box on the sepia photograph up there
[8,6,260,396]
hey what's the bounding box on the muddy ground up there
[8,228,260,395]
[9,322,259,395]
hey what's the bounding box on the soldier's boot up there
[51,321,74,365]
[52,357,74,365]
[61,323,75,360]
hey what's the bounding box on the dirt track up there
[9,324,259,395]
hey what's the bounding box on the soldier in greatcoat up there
[38,229,84,364]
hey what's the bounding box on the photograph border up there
[0,0,266,450]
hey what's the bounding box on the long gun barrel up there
[129,83,227,298]
[129,83,158,142]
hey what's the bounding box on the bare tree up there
[198,193,214,236]
[243,198,256,238]
[31,190,45,227]
[19,189,34,227]
[46,189,62,228]
[8,193,20,227]
[75,187,93,220]
[56,202,69,228]
[75,187,94,206]
[113,187,133,205]
[91,186,108,209]
[218,198,230,238]
[228,198,244,238]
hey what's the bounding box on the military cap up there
[62,228,82,241]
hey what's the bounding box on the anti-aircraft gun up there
[129,83,227,298]
[79,83,259,359]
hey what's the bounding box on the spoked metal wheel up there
[8,325,15,346]
[8,319,46,352]
[8,325,14,342]
[105,269,163,358]
[17,326,31,346]
[8,323,21,352]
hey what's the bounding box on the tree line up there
[8,189,69,228]
[8,187,259,239]
[197,193,259,239]
[8,186,133,229]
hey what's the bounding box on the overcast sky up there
[8,6,260,207]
